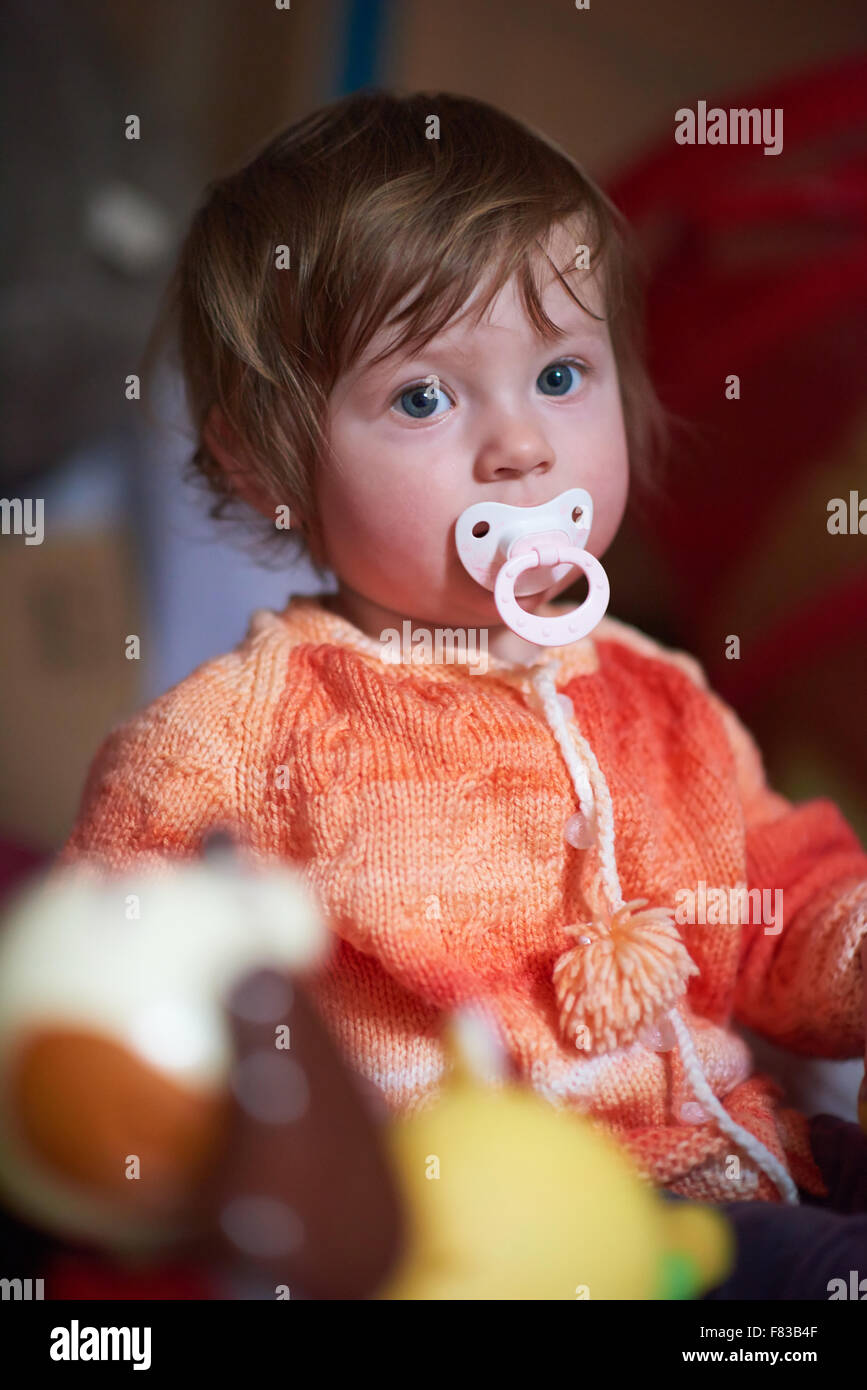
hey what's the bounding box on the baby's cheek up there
[585,466,628,556]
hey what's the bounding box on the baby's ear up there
[202,405,275,519]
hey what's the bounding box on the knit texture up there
[56,595,867,1204]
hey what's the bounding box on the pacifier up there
[455,487,610,647]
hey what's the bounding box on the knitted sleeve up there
[54,656,252,877]
[708,688,867,1059]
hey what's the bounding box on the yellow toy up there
[379,1008,735,1300]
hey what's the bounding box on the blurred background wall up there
[2,0,865,861]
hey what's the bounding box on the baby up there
[58,89,867,1298]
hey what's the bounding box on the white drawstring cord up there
[666,1009,799,1204]
[532,664,623,911]
[530,662,800,1205]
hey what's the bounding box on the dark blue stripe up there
[335,0,390,94]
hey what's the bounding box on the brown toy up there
[186,964,402,1298]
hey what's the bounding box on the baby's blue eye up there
[537,360,586,396]
[393,359,587,418]
[394,380,451,419]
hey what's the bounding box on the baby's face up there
[316,225,629,631]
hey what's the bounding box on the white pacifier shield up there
[455,487,610,646]
[456,487,593,594]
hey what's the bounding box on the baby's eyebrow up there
[353,309,607,381]
[539,309,608,341]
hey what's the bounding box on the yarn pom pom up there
[553,898,699,1055]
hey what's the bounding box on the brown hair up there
[144,88,674,578]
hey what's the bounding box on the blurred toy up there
[378,1009,733,1300]
[186,959,403,1299]
[0,832,733,1299]
[0,832,402,1298]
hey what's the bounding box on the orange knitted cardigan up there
[56,595,867,1205]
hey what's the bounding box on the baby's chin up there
[450,571,576,629]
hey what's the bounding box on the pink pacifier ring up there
[493,544,610,646]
